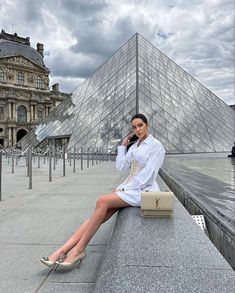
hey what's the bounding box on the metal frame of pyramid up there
[20,33,235,153]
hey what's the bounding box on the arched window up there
[17,105,27,123]
[17,72,24,85]
[36,75,43,88]
[0,68,4,82]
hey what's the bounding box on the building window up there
[36,75,43,89]
[37,109,43,122]
[17,72,24,86]
[0,68,4,82]
[17,105,27,123]
[0,107,4,120]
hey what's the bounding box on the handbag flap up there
[141,191,174,211]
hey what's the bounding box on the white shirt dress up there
[115,134,166,207]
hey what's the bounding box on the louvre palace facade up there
[0,29,70,147]
[20,33,234,154]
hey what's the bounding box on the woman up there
[40,113,165,269]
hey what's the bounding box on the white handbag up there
[141,191,174,217]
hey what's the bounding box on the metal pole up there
[12,154,14,173]
[49,145,52,182]
[38,153,40,168]
[7,152,10,164]
[53,147,56,170]
[62,145,65,176]
[87,147,89,168]
[92,148,94,166]
[96,148,98,164]
[0,151,2,201]
[26,148,29,177]
[29,147,32,189]
[73,147,76,173]
[81,147,83,170]
[69,148,72,166]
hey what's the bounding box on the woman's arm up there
[116,133,135,171]
[116,146,131,170]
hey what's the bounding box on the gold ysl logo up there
[155,198,160,209]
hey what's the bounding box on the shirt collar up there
[138,134,153,145]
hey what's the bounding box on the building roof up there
[0,39,46,68]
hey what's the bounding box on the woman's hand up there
[121,133,133,146]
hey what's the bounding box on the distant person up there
[40,113,165,270]
[228,142,235,158]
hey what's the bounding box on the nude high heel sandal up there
[56,250,86,269]
[40,254,66,267]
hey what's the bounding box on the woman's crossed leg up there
[48,192,130,263]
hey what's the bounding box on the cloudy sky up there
[0,0,234,105]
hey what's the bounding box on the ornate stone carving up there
[27,72,34,84]
[5,68,14,80]
[6,56,35,69]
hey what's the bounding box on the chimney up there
[52,83,59,92]
[36,42,44,58]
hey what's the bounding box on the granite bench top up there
[94,196,234,293]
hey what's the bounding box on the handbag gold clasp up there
[155,198,160,209]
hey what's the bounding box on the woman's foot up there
[40,249,66,267]
[57,249,86,269]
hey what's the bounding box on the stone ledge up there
[159,167,235,269]
[94,198,234,293]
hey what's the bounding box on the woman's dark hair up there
[131,113,148,124]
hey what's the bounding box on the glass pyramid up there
[20,33,235,153]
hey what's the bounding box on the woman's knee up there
[95,195,108,209]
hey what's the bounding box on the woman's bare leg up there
[48,206,119,262]
[62,193,129,263]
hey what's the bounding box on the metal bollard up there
[38,154,40,168]
[69,148,72,166]
[26,149,29,177]
[29,147,32,189]
[96,149,98,164]
[87,148,90,168]
[92,148,94,166]
[99,147,102,163]
[49,145,52,182]
[12,154,14,173]
[81,147,83,170]
[62,145,65,176]
[53,148,56,170]
[0,151,2,201]
[73,147,76,173]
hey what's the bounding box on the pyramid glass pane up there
[20,34,234,154]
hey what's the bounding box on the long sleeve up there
[116,146,131,170]
[123,143,165,190]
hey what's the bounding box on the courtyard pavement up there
[0,155,127,293]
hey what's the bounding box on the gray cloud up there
[0,0,234,104]
[62,0,109,16]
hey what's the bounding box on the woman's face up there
[131,118,149,140]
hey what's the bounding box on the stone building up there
[0,29,70,147]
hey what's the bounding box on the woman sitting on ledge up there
[40,113,165,270]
